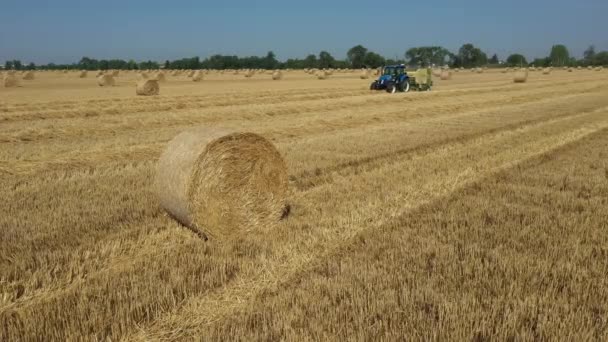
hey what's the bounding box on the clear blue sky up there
[1,0,607,64]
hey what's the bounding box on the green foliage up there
[530,57,551,67]
[506,54,527,67]
[405,46,450,67]
[549,44,569,66]
[363,52,385,68]
[318,51,335,69]
[489,54,499,64]
[347,45,368,69]
[457,44,488,68]
[584,45,596,63]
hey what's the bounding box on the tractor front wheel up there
[370,81,378,90]
[386,82,397,94]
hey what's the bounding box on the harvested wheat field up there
[1,69,608,341]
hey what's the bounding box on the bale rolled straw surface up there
[22,71,35,80]
[440,71,451,80]
[192,71,203,81]
[136,79,159,95]
[79,70,88,78]
[360,69,370,79]
[156,128,289,240]
[154,72,166,82]
[272,71,283,80]
[97,74,115,87]
[513,70,528,83]
[4,74,20,87]
[542,68,551,75]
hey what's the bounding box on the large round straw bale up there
[476,68,484,74]
[440,71,451,80]
[432,69,442,77]
[97,74,115,87]
[192,71,203,82]
[542,68,551,75]
[79,70,88,78]
[568,68,573,72]
[587,66,593,70]
[316,71,327,80]
[272,71,283,80]
[513,70,528,83]
[244,70,254,78]
[156,128,289,239]
[136,79,159,95]
[22,71,35,80]
[360,69,370,79]
[4,74,20,87]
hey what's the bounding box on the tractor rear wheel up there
[386,82,397,94]
[399,80,410,92]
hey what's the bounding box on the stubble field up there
[1,68,607,341]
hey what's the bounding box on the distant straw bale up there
[513,70,528,83]
[136,79,159,96]
[97,74,115,87]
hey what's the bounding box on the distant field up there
[1,69,607,340]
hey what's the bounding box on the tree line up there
[4,43,607,71]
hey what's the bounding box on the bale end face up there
[513,71,529,83]
[136,79,160,96]
[156,129,289,240]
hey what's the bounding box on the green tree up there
[549,44,569,66]
[489,54,499,64]
[458,44,488,68]
[318,51,335,69]
[584,45,596,64]
[506,54,527,67]
[363,51,385,68]
[347,45,368,69]
[594,51,608,66]
[303,54,318,68]
[26,62,36,70]
[5,61,13,70]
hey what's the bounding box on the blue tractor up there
[370,65,433,93]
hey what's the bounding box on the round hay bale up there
[112,70,120,77]
[154,72,166,82]
[187,70,195,77]
[22,71,35,80]
[244,70,254,78]
[359,69,370,79]
[97,74,115,87]
[432,69,442,77]
[96,70,104,77]
[587,66,593,70]
[440,71,451,80]
[192,71,203,82]
[272,71,283,80]
[4,74,20,87]
[542,68,551,75]
[476,68,484,74]
[136,79,159,96]
[79,70,88,78]
[156,128,289,240]
[513,71,528,83]
[316,71,327,80]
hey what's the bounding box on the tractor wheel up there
[370,81,378,90]
[386,82,397,94]
[400,80,410,93]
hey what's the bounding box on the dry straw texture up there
[360,69,370,79]
[154,72,166,82]
[513,70,529,83]
[244,70,254,78]
[22,71,35,80]
[316,71,328,80]
[3,74,20,87]
[543,68,551,75]
[135,79,159,96]
[97,74,115,87]
[440,71,452,80]
[192,71,203,82]
[272,71,283,80]
[155,128,289,240]
[79,70,88,78]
